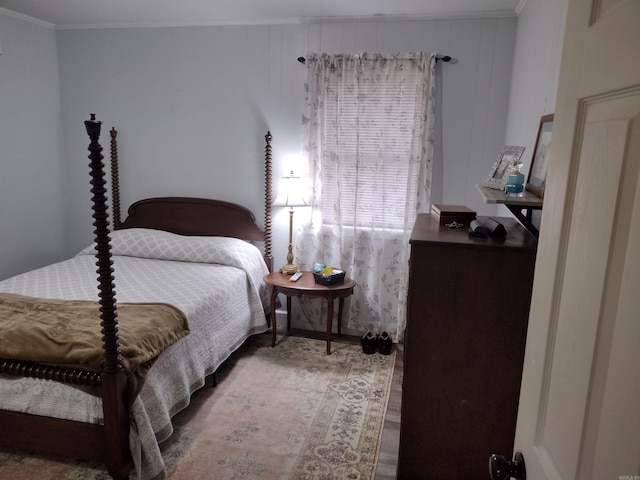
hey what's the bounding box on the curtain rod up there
[296,54,452,64]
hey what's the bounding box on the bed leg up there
[205,371,217,388]
[102,371,132,480]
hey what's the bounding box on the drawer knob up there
[489,452,526,480]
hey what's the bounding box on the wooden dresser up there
[398,213,537,479]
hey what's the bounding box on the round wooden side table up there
[263,271,356,354]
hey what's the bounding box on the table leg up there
[270,286,278,347]
[286,296,292,331]
[326,296,334,355]
[337,297,345,336]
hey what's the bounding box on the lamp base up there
[280,263,299,275]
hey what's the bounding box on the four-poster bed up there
[0,115,275,480]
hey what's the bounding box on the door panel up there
[580,109,640,479]
[536,94,640,480]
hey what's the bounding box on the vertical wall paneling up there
[465,19,499,212]
[482,18,518,215]
[318,23,344,54]
[3,15,518,268]
[353,22,378,51]
[503,0,569,226]
[280,24,308,168]
[0,14,66,279]
[376,21,411,53]
[339,22,358,51]
[442,20,484,208]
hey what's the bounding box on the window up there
[320,71,427,229]
[298,52,435,339]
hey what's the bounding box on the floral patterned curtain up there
[296,52,436,342]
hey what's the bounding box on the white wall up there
[56,18,518,266]
[0,0,573,334]
[0,12,67,280]
[502,0,569,224]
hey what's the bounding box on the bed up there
[0,115,276,480]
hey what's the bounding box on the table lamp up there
[274,171,308,274]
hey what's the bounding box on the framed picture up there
[483,145,526,190]
[526,114,554,198]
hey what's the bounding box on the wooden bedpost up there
[110,127,122,230]
[85,114,131,479]
[85,114,120,374]
[264,131,274,272]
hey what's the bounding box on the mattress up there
[0,228,270,480]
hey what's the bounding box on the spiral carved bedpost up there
[85,114,130,480]
[110,127,122,230]
[85,115,120,374]
[264,131,274,272]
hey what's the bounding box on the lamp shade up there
[273,171,309,207]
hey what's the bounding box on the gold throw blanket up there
[0,292,189,377]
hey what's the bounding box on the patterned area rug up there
[0,334,396,479]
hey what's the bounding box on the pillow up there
[77,228,264,269]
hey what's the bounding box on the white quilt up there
[0,228,270,480]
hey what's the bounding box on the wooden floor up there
[287,329,401,479]
[374,342,402,480]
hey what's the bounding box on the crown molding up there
[1,6,518,31]
[515,0,530,15]
[0,7,55,29]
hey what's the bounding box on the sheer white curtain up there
[296,52,436,342]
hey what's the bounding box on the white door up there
[512,0,640,479]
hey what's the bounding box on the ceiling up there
[0,0,523,29]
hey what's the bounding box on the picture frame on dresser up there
[526,113,554,199]
[483,145,526,190]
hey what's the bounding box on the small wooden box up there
[431,204,477,226]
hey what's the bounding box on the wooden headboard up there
[119,197,265,240]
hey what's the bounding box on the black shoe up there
[361,330,378,354]
[377,331,392,355]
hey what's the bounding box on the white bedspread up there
[0,229,270,480]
